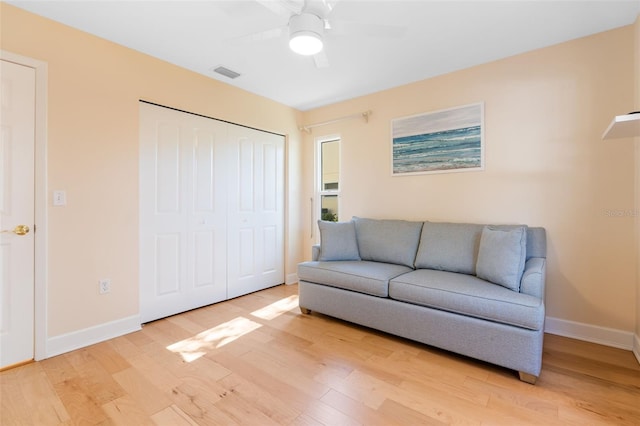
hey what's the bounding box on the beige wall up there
[301,25,637,333]
[1,4,303,337]
[2,3,638,348]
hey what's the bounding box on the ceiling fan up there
[234,0,407,68]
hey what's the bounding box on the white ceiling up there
[8,0,640,111]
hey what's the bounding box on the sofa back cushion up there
[317,220,361,261]
[414,222,485,274]
[353,217,423,268]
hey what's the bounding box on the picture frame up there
[391,102,484,176]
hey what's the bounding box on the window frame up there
[315,135,341,241]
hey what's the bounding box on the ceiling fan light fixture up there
[289,32,323,55]
[289,13,324,56]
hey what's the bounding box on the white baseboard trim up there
[544,316,634,350]
[285,273,298,285]
[634,334,640,365]
[46,314,141,358]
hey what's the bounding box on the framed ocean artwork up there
[391,102,484,176]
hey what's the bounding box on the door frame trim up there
[1,50,48,361]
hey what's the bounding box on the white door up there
[0,60,36,368]
[139,103,228,323]
[227,125,285,298]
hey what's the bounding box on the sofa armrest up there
[520,257,546,299]
[312,244,321,261]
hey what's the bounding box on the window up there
[317,137,340,223]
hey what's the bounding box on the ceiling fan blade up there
[305,0,341,18]
[323,0,341,13]
[227,26,286,45]
[313,50,330,68]
[328,20,408,38]
[256,0,304,16]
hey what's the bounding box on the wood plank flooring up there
[2,283,639,425]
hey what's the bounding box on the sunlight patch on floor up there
[250,294,299,320]
[166,316,262,362]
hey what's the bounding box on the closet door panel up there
[238,139,255,211]
[263,225,278,273]
[227,126,285,298]
[193,130,216,212]
[155,124,180,213]
[155,233,180,295]
[140,103,227,323]
[193,230,215,288]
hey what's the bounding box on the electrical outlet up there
[99,279,111,294]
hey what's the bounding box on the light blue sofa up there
[298,217,547,383]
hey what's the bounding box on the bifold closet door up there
[139,103,285,322]
[226,125,285,298]
[139,103,228,323]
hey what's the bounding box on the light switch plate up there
[53,190,66,206]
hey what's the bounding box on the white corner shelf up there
[602,113,640,140]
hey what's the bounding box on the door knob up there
[1,225,30,236]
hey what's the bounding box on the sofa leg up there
[300,306,311,315]
[518,371,538,384]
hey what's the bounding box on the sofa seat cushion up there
[298,261,412,297]
[389,269,544,330]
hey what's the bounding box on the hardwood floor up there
[2,283,639,425]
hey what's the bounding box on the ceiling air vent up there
[212,66,241,79]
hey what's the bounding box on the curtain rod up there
[299,110,372,133]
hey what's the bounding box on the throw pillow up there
[317,220,361,261]
[476,226,527,291]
